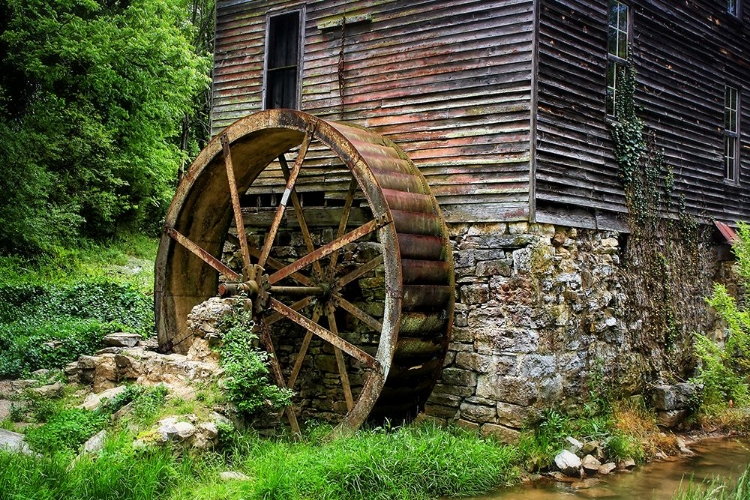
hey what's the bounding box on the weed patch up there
[25,408,108,454]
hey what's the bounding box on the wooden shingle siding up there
[212,0,535,224]
[535,0,750,228]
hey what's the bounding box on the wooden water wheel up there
[155,110,454,432]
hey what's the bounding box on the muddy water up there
[475,438,750,500]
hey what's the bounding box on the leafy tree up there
[0,0,210,254]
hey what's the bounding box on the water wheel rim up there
[155,110,402,432]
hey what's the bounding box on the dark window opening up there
[606,0,630,116]
[724,85,740,182]
[265,11,301,110]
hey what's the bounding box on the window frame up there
[728,0,742,18]
[724,85,741,184]
[262,8,305,111]
[606,0,632,117]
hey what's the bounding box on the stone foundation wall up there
[424,222,726,441]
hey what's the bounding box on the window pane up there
[618,4,628,32]
[618,30,628,59]
[606,62,617,115]
[728,0,738,16]
[608,26,618,55]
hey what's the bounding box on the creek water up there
[474,437,750,500]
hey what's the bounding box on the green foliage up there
[694,222,750,410]
[0,0,211,254]
[25,408,108,454]
[674,463,750,500]
[0,279,153,378]
[185,422,519,500]
[604,432,643,462]
[218,310,293,419]
[101,384,169,424]
[0,432,185,500]
[517,409,572,470]
[609,62,707,383]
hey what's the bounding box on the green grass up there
[0,422,519,500]
[0,432,187,500]
[673,465,750,499]
[174,421,519,500]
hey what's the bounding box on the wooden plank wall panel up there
[536,0,750,227]
[212,0,535,223]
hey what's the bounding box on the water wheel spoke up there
[336,255,384,289]
[269,217,387,285]
[257,321,300,434]
[333,294,384,333]
[327,178,359,278]
[164,225,242,281]
[258,129,315,268]
[287,305,321,390]
[268,298,378,369]
[327,304,354,411]
[221,133,252,276]
[279,154,324,281]
[265,296,314,326]
[247,246,313,287]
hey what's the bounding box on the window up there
[724,86,740,182]
[728,0,741,17]
[606,0,630,116]
[264,10,302,110]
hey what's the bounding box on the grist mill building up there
[161,0,750,438]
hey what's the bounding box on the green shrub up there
[25,408,108,454]
[604,432,644,462]
[694,221,750,410]
[0,279,154,378]
[218,310,293,418]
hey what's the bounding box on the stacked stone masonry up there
[424,222,727,441]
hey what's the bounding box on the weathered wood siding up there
[212,0,535,223]
[535,0,750,228]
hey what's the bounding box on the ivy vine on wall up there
[608,63,709,387]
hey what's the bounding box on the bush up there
[0,279,153,378]
[694,221,750,410]
[218,310,293,418]
[25,408,108,454]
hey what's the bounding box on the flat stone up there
[481,423,520,444]
[548,471,578,483]
[582,454,601,474]
[30,382,63,398]
[459,403,496,423]
[79,385,127,411]
[619,458,636,470]
[103,332,142,348]
[555,450,582,477]
[566,436,584,454]
[82,429,107,454]
[652,384,698,411]
[0,400,11,420]
[657,409,689,429]
[0,429,32,455]
[675,437,694,455]
[598,462,617,475]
